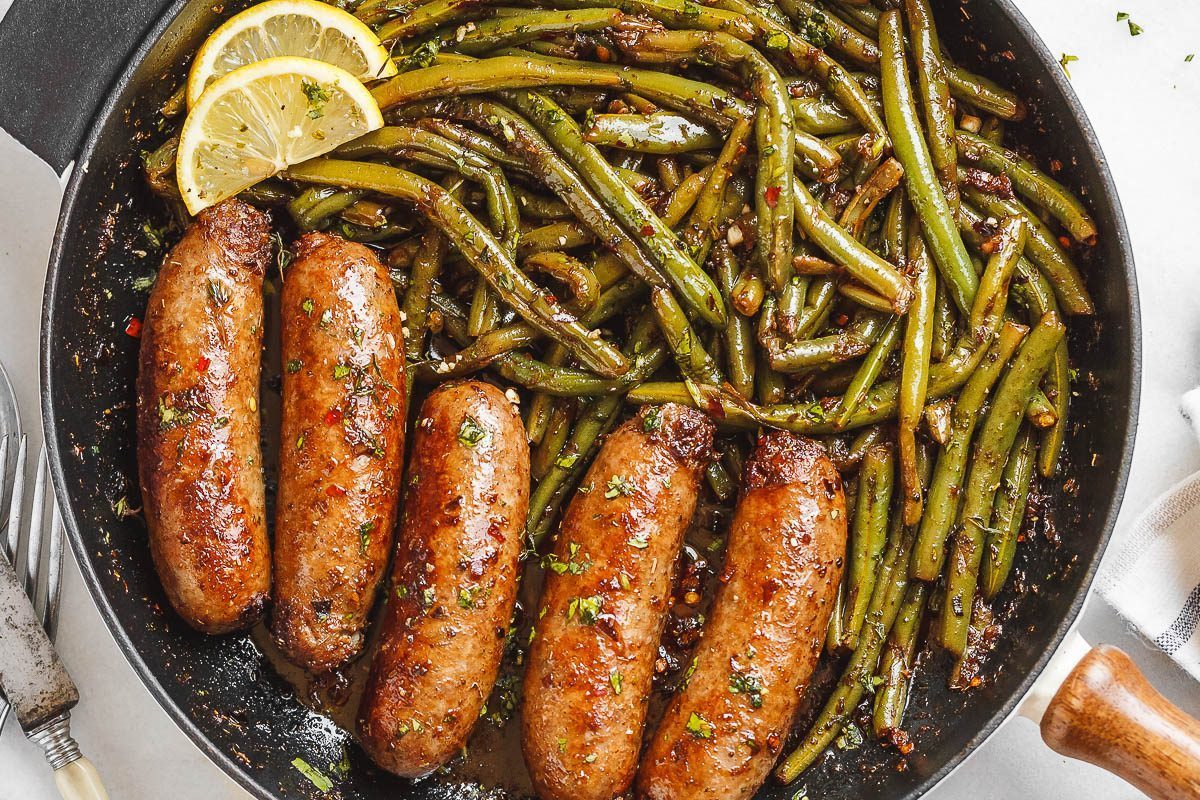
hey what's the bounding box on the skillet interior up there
[40,0,1139,797]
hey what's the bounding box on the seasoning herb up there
[458,415,488,447]
[567,594,602,625]
[286,359,302,374]
[301,79,331,119]
[291,758,333,792]
[1059,54,1078,78]
[333,364,351,379]
[206,278,229,307]
[554,452,580,469]
[685,712,714,739]
[604,475,634,499]
[835,721,864,750]
[729,670,765,708]
[628,532,650,549]
[359,520,375,554]
[642,406,663,432]
[610,669,623,695]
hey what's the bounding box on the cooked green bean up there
[909,321,1028,581]
[838,156,904,239]
[879,10,977,315]
[531,402,573,481]
[286,159,628,377]
[441,8,625,55]
[524,251,600,311]
[956,131,1098,245]
[968,215,1026,340]
[940,313,1065,655]
[583,112,722,153]
[834,315,901,428]
[905,0,958,210]
[900,228,935,525]
[683,117,753,264]
[377,0,481,42]
[980,425,1037,599]
[872,582,927,739]
[505,89,728,326]
[838,443,895,651]
[288,186,365,231]
[715,243,756,398]
[529,0,758,38]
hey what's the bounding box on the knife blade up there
[0,541,77,730]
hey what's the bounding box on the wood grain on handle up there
[1041,645,1200,800]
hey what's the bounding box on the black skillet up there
[0,0,1143,797]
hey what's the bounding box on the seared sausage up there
[272,232,406,673]
[358,380,528,777]
[136,199,271,634]
[636,432,847,800]
[522,403,714,800]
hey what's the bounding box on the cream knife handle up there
[54,757,109,800]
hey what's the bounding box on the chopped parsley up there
[642,406,663,432]
[685,712,714,739]
[610,669,623,695]
[764,31,790,50]
[333,364,351,379]
[542,542,589,575]
[458,415,488,447]
[799,10,832,48]
[206,278,229,307]
[422,587,436,608]
[458,587,479,609]
[131,273,157,292]
[302,298,315,316]
[567,594,602,625]
[358,521,375,554]
[291,758,333,792]
[554,451,580,469]
[1116,12,1143,36]
[286,359,303,374]
[604,475,634,499]
[301,80,331,119]
[628,532,650,549]
[1059,53,1078,78]
[835,721,864,751]
[729,670,765,708]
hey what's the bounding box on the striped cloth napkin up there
[1098,389,1200,679]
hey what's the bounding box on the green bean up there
[961,187,1094,315]
[956,131,1098,245]
[377,0,484,42]
[757,353,787,405]
[909,321,1028,581]
[286,159,628,377]
[838,442,895,652]
[495,49,757,128]
[930,279,956,361]
[840,425,886,471]
[531,403,573,480]
[905,0,958,210]
[945,62,1026,121]
[704,460,736,501]
[790,94,869,135]
[940,313,1065,655]
[288,186,366,230]
[838,156,905,239]
[416,117,531,173]
[505,89,728,326]
[715,243,757,398]
[825,581,847,654]
[879,10,977,315]
[514,188,573,220]
[835,315,901,428]
[714,0,888,148]
[442,8,626,55]
[524,251,600,311]
[613,28,796,293]
[899,229,935,525]
[872,582,927,740]
[980,114,1006,144]
[795,130,844,183]
[766,327,874,372]
[793,180,914,312]
[527,0,757,38]
[416,98,665,286]
[583,112,721,153]
[683,117,753,265]
[777,0,882,70]
[402,216,451,381]
[493,343,669,395]
[980,425,1036,599]
[650,287,724,385]
[658,165,712,224]
[968,215,1026,341]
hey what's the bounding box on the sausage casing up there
[358,380,529,777]
[272,232,406,673]
[136,199,271,634]
[522,403,714,800]
[636,432,847,800]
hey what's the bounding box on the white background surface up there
[0,1,1198,798]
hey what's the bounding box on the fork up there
[0,435,65,736]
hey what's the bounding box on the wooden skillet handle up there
[1041,645,1200,800]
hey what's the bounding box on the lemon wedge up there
[176,56,383,215]
[186,0,396,108]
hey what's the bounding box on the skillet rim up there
[37,0,1142,797]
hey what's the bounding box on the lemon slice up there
[176,56,383,215]
[186,0,397,107]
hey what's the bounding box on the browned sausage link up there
[636,432,847,800]
[358,380,528,777]
[522,403,715,800]
[136,199,272,634]
[272,232,407,673]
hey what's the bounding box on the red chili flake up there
[595,44,613,62]
[124,317,142,338]
[639,224,655,237]
[764,185,781,208]
[1058,235,1072,249]
[324,407,343,425]
[195,356,211,373]
[835,313,850,327]
[325,485,347,498]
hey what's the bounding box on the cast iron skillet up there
[0,0,1139,797]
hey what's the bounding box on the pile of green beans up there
[147,0,1098,783]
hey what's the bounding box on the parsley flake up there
[458,415,488,447]
[605,475,634,499]
[291,758,333,792]
[686,712,714,739]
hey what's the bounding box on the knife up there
[0,547,107,799]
